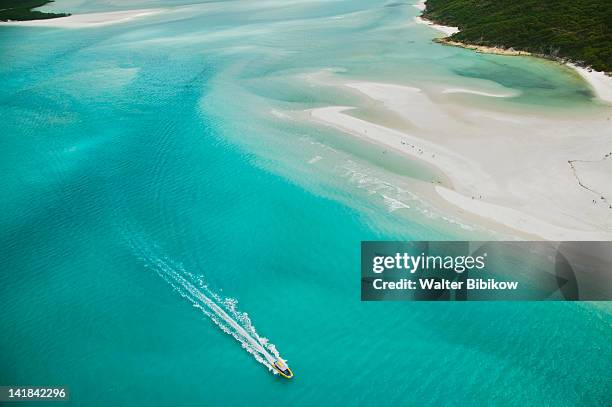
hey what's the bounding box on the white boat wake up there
[128,237,282,373]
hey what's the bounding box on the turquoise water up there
[1,1,610,405]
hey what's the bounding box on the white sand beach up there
[305,77,612,240]
[414,16,459,36]
[413,1,459,36]
[567,64,612,104]
[413,1,427,12]
[0,9,163,28]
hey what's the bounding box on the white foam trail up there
[128,237,281,373]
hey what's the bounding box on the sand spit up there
[306,77,612,240]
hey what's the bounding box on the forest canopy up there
[0,0,69,21]
[423,0,611,73]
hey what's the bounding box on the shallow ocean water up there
[1,1,610,405]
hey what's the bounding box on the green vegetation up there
[423,0,611,73]
[0,0,69,21]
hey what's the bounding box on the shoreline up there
[414,16,458,36]
[435,38,612,103]
[567,63,612,103]
[0,8,163,28]
[413,1,458,35]
[413,1,458,36]
[434,38,532,57]
[414,1,612,104]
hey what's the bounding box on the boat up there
[272,358,293,379]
